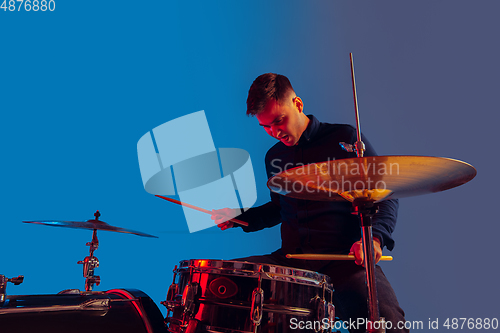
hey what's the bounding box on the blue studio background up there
[2,0,499,328]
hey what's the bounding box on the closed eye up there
[259,115,285,128]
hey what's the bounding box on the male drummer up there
[213,73,408,333]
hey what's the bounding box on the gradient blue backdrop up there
[2,0,499,328]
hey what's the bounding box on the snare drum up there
[164,259,335,333]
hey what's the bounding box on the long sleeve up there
[233,147,285,232]
[236,195,282,232]
[372,199,398,250]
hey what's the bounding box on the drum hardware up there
[327,303,335,325]
[321,276,326,301]
[339,142,354,153]
[163,266,181,328]
[78,226,101,292]
[250,288,264,327]
[349,52,366,160]
[351,199,380,332]
[23,210,158,293]
[185,263,198,313]
[57,289,145,304]
[316,276,328,328]
[170,261,203,328]
[169,265,179,299]
[0,274,24,303]
[0,297,110,316]
[250,265,264,330]
[209,277,238,299]
[324,276,335,325]
[58,289,84,294]
[313,297,327,332]
[185,319,202,333]
[312,276,335,331]
[181,282,199,315]
[163,265,180,324]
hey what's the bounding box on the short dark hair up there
[246,73,295,116]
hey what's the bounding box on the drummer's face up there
[256,96,305,146]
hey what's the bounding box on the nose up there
[271,126,281,138]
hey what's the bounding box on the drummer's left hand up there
[349,237,382,266]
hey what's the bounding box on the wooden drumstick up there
[155,195,249,227]
[286,254,393,261]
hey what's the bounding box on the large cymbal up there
[23,214,158,238]
[267,155,476,202]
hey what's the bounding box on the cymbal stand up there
[77,212,101,292]
[352,201,382,332]
[0,275,24,303]
[350,53,366,159]
[349,53,383,332]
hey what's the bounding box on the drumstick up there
[155,195,249,227]
[286,254,393,261]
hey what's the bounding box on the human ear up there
[294,96,304,113]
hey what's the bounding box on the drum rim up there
[176,259,332,288]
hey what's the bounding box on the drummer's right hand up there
[211,208,239,230]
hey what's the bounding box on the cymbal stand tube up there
[77,229,101,292]
[89,228,99,257]
[350,53,366,158]
[361,220,380,332]
[354,202,383,333]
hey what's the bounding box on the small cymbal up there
[267,155,476,202]
[23,213,158,238]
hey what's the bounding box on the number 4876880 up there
[1,0,55,11]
